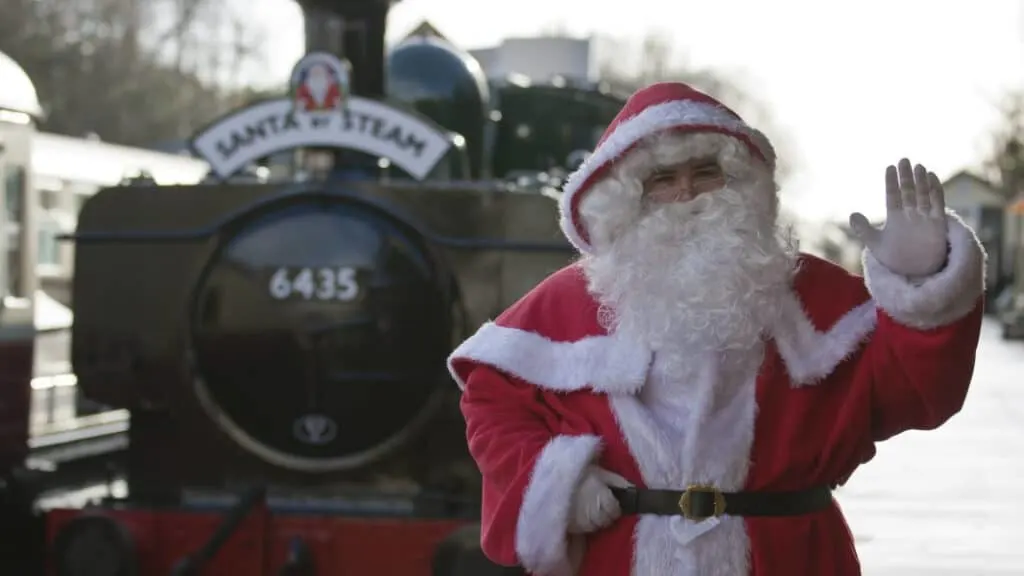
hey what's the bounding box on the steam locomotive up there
[22,1,627,575]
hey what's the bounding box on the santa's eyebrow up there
[692,163,722,174]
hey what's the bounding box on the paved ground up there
[838,319,1024,575]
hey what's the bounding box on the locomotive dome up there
[387,36,490,177]
[0,50,43,118]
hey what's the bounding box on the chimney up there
[295,0,392,99]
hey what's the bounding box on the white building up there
[32,132,209,301]
[1,50,209,305]
[942,171,1014,293]
[468,35,613,85]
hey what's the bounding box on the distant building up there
[1005,192,1024,302]
[468,35,613,85]
[942,171,1013,294]
[399,22,610,87]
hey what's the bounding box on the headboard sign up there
[190,52,452,181]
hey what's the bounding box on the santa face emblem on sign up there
[290,52,352,114]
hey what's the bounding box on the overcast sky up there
[249,0,1024,222]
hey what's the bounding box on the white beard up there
[307,70,330,104]
[581,177,798,356]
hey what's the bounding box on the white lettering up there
[268,267,360,302]
[293,268,315,299]
[334,267,359,301]
[190,97,453,181]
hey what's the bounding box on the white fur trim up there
[448,296,877,394]
[863,212,986,330]
[559,99,776,254]
[447,321,652,395]
[515,434,602,576]
[609,346,761,575]
[770,294,878,386]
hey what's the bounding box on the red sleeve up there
[860,213,987,441]
[460,365,600,576]
[868,303,983,441]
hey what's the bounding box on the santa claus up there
[295,62,342,112]
[447,82,985,576]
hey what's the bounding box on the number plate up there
[267,266,361,302]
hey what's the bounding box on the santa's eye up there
[691,162,722,179]
[648,172,676,184]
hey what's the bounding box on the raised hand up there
[849,158,949,278]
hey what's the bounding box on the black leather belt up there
[610,485,832,521]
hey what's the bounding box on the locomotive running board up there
[19,412,129,497]
[28,415,128,465]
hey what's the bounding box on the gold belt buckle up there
[678,484,727,521]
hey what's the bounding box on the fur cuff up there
[516,434,602,576]
[863,211,986,330]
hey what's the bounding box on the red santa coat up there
[295,81,341,111]
[448,214,985,576]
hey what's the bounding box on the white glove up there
[849,158,949,278]
[567,466,630,534]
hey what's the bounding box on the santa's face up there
[579,132,797,354]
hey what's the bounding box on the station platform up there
[839,319,1024,575]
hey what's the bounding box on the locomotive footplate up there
[179,485,480,519]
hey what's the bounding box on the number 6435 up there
[268,267,360,302]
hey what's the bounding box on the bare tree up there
[0,0,269,146]
[981,91,1024,200]
[979,90,1024,296]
